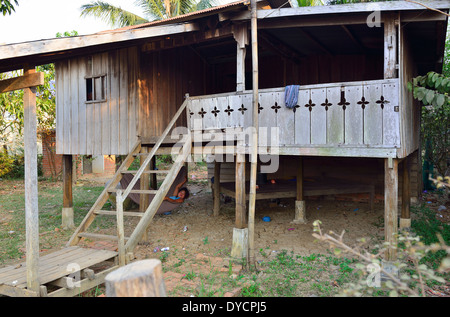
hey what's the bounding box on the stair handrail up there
[125,134,192,252]
[122,98,189,201]
[67,139,142,246]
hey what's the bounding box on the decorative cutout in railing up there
[187,79,399,148]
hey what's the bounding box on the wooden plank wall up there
[55,47,139,155]
[258,53,384,89]
[399,25,420,158]
[188,79,400,150]
[138,46,236,140]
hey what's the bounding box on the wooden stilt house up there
[0,0,448,296]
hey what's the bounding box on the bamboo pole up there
[248,0,259,266]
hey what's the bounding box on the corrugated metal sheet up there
[99,0,250,33]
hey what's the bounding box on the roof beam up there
[230,0,450,21]
[0,22,199,62]
[0,72,44,93]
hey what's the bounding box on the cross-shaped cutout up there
[321,98,332,111]
[238,104,247,115]
[376,96,390,109]
[271,102,281,113]
[357,96,369,110]
[305,99,316,112]
[338,97,350,111]
[211,106,220,117]
[224,105,234,116]
[198,108,207,118]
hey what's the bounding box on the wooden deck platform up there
[0,246,118,297]
[219,179,375,209]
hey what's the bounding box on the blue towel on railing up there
[284,85,300,109]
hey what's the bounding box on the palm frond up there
[80,1,148,27]
[191,0,216,12]
[138,0,167,20]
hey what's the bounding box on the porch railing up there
[187,78,400,150]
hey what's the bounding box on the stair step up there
[78,232,129,241]
[94,210,144,217]
[108,189,158,194]
[121,170,170,174]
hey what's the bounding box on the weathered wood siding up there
[55,47,139,155]
[259,54,383,89]
[399,25,420,158]
[138,46,232,141]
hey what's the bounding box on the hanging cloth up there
[284,85,300,109]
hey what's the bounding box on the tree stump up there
[105,259,166,297]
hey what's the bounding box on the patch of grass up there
[411,204,450,270]
[0,180,104,265]
[249,250,359,297]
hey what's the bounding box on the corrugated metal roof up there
[98,0,251,33]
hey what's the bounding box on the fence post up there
[105,259,167,297]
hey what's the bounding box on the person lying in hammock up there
[163,175,189,204]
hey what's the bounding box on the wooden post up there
[247,0,259,266]
[213,161,221,216]
[140,147,150,212]
[400,156,411,229]
[62,155,74,229]
[105,259,166,297]
[385,158,399,261]
[293,157,306,224]
[116,190,126,266]
[233,23,248,92]
[232,137,247,259]
[384,13,397,79]
[235,139,246,228]
[23,66,40,293]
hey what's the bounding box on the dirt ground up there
[85,165,387,262]
[3,168,449,297]
[132,184,385,259]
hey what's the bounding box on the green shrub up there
[0,150,14,177]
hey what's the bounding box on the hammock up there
[119,166,187,214]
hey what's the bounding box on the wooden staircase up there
[67,99,191,265]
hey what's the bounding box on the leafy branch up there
[408,71,450,107]
[312,220,449,297]
[408,71,450,177]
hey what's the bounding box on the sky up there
[0,0,145,44]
